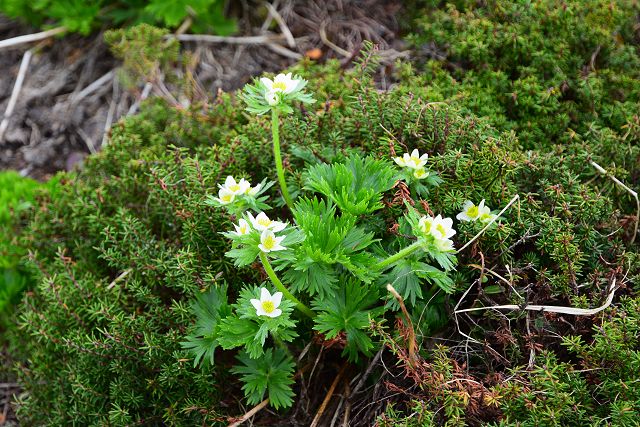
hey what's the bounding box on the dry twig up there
[590,161,639,244]
[310,363,348,427]
[0,26,66,50]
[227,398,269,427]
[0,49,32,143]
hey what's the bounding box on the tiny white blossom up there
[413,168,429,179]
[394,149,428,170]
[233,219,251,236]
[221,176,251,195]
[456,200,484,222]
[250,288,283,318]
[258,229,287,253]
[430,215,456,240]
[214,188,236,205]
[248,212,287,232]
[260,73,300,95]
[479,211,498,224]
[418,214,456,251]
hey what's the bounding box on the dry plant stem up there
[386,284,417,367]
[72,70,114,104]
[227,398,269,427]
[310,363,348,427]
[0,26,66,50]
[456,278,617,316]
[173,33,285,44]
[590,160,639,244]
[319,21,351,58]
[265,2,296,48]
[259,252,315,318]
[266,42,303,59]
[457,194,520,253]
[0,49,32,143]
[271,109,295,209]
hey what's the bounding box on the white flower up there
[258,229,287,253]
[233,219,251,236]
[246,183,262,196]
[418,214,456,251]
[413,168,429,180]
[247,212,287,232]
[430,215,456,240]
[479,211,497,224]
[265,91,279,106]
[418,215,435,235]
[250,288,283,318]
[456,200,484,222]
[394,149,428,170]
[221,176,251,195]
[214,188,236,205]
[261,73,302,106]
[261,73,300,95]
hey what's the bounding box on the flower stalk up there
[259,252,315,318]
[271,109,294,210]
[376,241,423,270]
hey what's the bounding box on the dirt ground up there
[0,0,404,181]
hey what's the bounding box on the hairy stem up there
[376,241,423,270]
[259,252,315,318]
[271,109,294,209]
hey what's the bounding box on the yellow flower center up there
[466,205,479,218]
[410,156,421,166]
[261,301,275,313]
[435,224,447,238]
[258,218,271,227]
[272,82,287,92]
[222,194,233,202]
[228,184,241,192]
[262,235,275,249]
[239,225,248,234]
[415,169,426,178]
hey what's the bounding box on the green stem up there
[376,241,423,270]
[271,109,295,210]
[259,252,315,318]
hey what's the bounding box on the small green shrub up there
[0,0,235,35]
[408,0,640,198]
[0,171,46,318]
[6,45,639,424]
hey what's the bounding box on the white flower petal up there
[260,287,271,301]
[250,298,262,311]
[267,308,282,318]
[271,292,283,307]
[260,77,274,91]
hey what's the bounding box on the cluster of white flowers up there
[456,200,497,224]
[231,212,288,253]
[214,176,261,205]
[260,73,304,106]
[418,214,456,252]
[394,149,430,180]
[251,288,283,318]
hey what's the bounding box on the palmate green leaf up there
[312,279,383,362]
[304,156,396,215]
[277,198,377,297]
[382,259,455,309]
[180,285,231,368]
[231,348,296,409]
